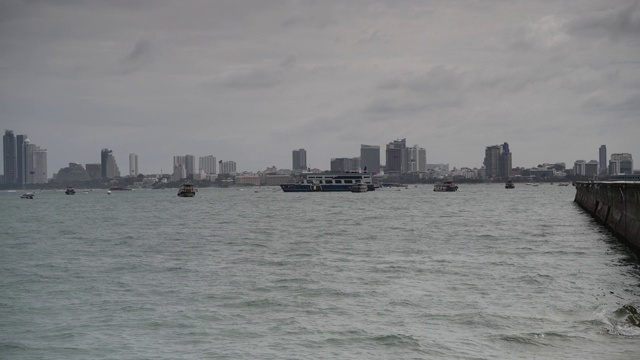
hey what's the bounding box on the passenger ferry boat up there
[350,183,369,193]
[280,172,375,192]
[433,181,458,192]
[177,183,197,197]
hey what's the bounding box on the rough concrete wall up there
[575,182,640,254]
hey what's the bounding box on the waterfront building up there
[385,138,406,173]
[16,134,27,184]
[101,148,121,179]
[599,145,607,175]
[172,155,186,181]
[199,155,217,175]
[360,145,381,173]
[585,160,599,177]
[23,140,48,184]
[405,145,426,173]
[609,153,633,175]
[54,163,91,183]
[85,164,101,180]
[574,160,586,176]
[129,154,138,177]
[483,142,512,180]
[3,130,17,184]
[185,155,196,179]
[219,161,237,175]
[292,149,307,173]
[330,157,360,172]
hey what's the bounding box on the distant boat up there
[65,186,76,195]
[177,183,197,197]
[109,186,132,191]
[505,180,515,189]
[280,172,375,192]
[350,183,369,193]
[20,193,34,199]
[434,181,458,192]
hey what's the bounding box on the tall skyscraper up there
[360,145,380,173]
[3,130,17,184]
[219,161,237,175]
[484,142,512,179]
[292,149,307,172]
[599,145,607,174]
[23,139,48,184]
[385,138,406,173]
[16,134,27,184]
[101,148,120,179]
[199,155,217,175]
[129,153,139,177]
[173,155,186,181]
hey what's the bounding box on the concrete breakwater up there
[574,181,640,254]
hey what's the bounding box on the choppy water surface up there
[1,184,639,359]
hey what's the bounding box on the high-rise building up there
[574,160,586,176]
[85,164,101,180]
[185,155,196,179]
[16,134,27,184]
[585,160,599,177]
[385,138,406,173]
[609,153,633,175]
[599,145,607,175]
[484,142,512,179]
[330,157,360,172]
[292,149,307,172]
[101,148,120,179]
[360,145,380,173]
[3,130,17,184]
[22,139,48,184]
[199,155,217,175]
[129,154,139,177]
[173,155,186,181]
[405,145,426,173]
[219,161,237,175]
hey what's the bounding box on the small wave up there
[497,332,569,346]
[373,333,421,348]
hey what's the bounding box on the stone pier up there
[574,181,640,255]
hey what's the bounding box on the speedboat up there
[505,180,515,189]
[20,193,34,199]
[65,186,76,195]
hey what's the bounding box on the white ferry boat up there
[280,172,375,192]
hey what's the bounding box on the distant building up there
[199,155,217,175]
[330,157,360,172]
[360,144,381,173]
[101,148,120,179]
[24,139,48,184]
[16,134,27,184]
[172,155,186,181]
[219,161,237,175]
[574,160,586,176]
[385,138,406,173]
[185,155,196,179]
[405,145,426,173]
[609,153,633,175]
[483,142,512,179]
[54,163,91,183]
[599,145,607,174]
[129,154,138,177]
[292,149,307,173]
[585,160,599,177]
[3,130,17,184]
[85,163,101,180]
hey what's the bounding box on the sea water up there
[1,184,639,359]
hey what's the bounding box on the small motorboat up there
[20,193,34,199]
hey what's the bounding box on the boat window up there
[335,180,342,184]
[355,180,361,183]
[344,179,353,184]
[325,180,333,184]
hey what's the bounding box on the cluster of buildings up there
[2,130,48,185]
[2,128,637,186]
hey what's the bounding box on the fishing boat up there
[505,180,515,189]
[65,186,76,195]
[280,172,375,192]
[177,183,197,197]
[433,181,458,192]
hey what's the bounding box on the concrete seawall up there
[574,181,640,254]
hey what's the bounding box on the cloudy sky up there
[1,0,639,176]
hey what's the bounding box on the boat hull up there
[177,192,196,197]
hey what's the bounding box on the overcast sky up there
[1,0,639,176]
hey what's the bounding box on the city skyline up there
[1,1,639,176]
